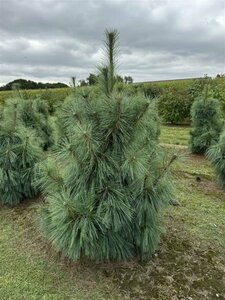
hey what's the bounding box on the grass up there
[0,125,225,299]
[0,204,123,299]
[160,124,190,146]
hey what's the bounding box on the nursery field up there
[0,78,189,104]
[0,125,224,300]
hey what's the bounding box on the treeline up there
[0,79,68,91]
[77,73,133,86]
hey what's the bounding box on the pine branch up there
[153,154,178,187]
[132,101,150,132]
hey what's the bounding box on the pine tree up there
[207,130,225,188]
[36,30,175,262]
[0,99,43,206]
[189,86,223,155]
[18,98,54,150]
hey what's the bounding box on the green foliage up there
[18,98,54,150]
[36,29,175,262]
[86,73,99,85]
[158,88,192,124]
[141,85,163,99]
[207,130,225,188]
[0,100,43,206]
[36,93,174,262]
[187,76,225,115]
[189,91,223,155]
[187,76,210,101]
[1,77,225,119]
[211,78,225,114]
[0,88,71,114]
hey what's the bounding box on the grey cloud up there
[0,0,224,85]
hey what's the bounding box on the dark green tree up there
[124,76,133,84]
[36,29,175,262]
[70,77,76,88]
[0,79,68,91]
[79,79,88,87]
[189,87,223,154]
[116,75,124,83]
[86,73,98,85]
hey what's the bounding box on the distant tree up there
[79,79,88,87]
[71,77,76,88]
[216,74,225,78]
[86,73,123,86]
[86,73,98,85]
[0,79,68,91]
[124,76,133,84]
[116,75,124,83]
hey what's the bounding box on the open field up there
[1,125,224,300]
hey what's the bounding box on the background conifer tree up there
[0,99,43,206]
[207,130,225,188]
[189,86,223,154]
[36,30,175,262]
[18,98,54,150]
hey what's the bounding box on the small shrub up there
[142,84,163,99]
[158,88,192,124]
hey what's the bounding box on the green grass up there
[160,125,190,145]
[0,204,123,299]
[0,88,70,102]
[0,125,225,299]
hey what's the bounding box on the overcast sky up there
[0,0,224,85]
